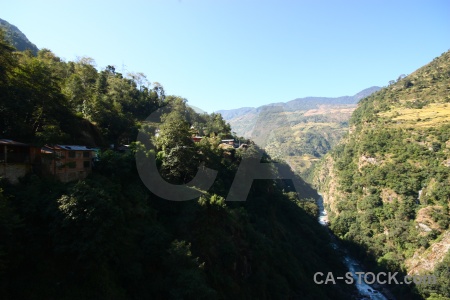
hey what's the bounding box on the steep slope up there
[187,104,207,114]
[0,28,355,299]
[0,18,38,55]
[217,87,380,179]
[315,50,450,299]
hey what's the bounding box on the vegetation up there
[0,18,38,55]
[315,50,450,299]
[218,88,380,181]
[0,29,355,299]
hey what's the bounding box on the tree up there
[152,82,165,102]
[0,30,19,137]
[0,189,20,282]
[0,29,16,84]
[155,110,194,152]
[154,110,200,183]
[55,180,126,262]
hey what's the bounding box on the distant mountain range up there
[0,18,39,55]
[216,86,381,121]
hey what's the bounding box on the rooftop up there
[46,145,96,151]
[0,139,29,146]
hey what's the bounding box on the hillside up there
[315,50,450,299]
[217,87,380,179]
[0,18,38,55]
[0,25,356,299]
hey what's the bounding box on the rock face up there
[415,205,446,231]
[443,159,450,167]
[314,155,341,217]
[406,230,450,275]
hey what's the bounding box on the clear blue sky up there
[2,0,449,113]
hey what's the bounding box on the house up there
[192,136,203,143]
[221,139,235,146]
[117,144,130,153]
[221,139,242,148]
[0,139,40,184]
[42,145,96,183]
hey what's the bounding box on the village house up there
[41,145,96,183]
[0,139,40,184]
[221,139,235,146]
[192,136,203,143]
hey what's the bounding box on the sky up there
[1,0,449,113]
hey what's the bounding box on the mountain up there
[0,18,38,55]
[282,86,382,111]
[217,86,381,119]
[217,87,381,179]
[187,104,207,114]
[215,106,255,120]
[315,50,450,299]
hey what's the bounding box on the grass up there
[379,103,450,127]
[285,154,320,176]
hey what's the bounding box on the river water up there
[317,195,390,300]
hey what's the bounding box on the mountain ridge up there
[216,86,381,120]
[0,18,39,55]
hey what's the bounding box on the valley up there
[219,50,450,300]
[314,51,450,299]
[218,87,380,180]
[1,12,449,300]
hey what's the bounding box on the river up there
[317,195,391,300]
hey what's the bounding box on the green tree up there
[154,110,200,183]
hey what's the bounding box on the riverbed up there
[317,195,390,300]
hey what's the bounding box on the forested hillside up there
[315,50,450,299]
[0,28,355,299]
[0,18,38,55]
